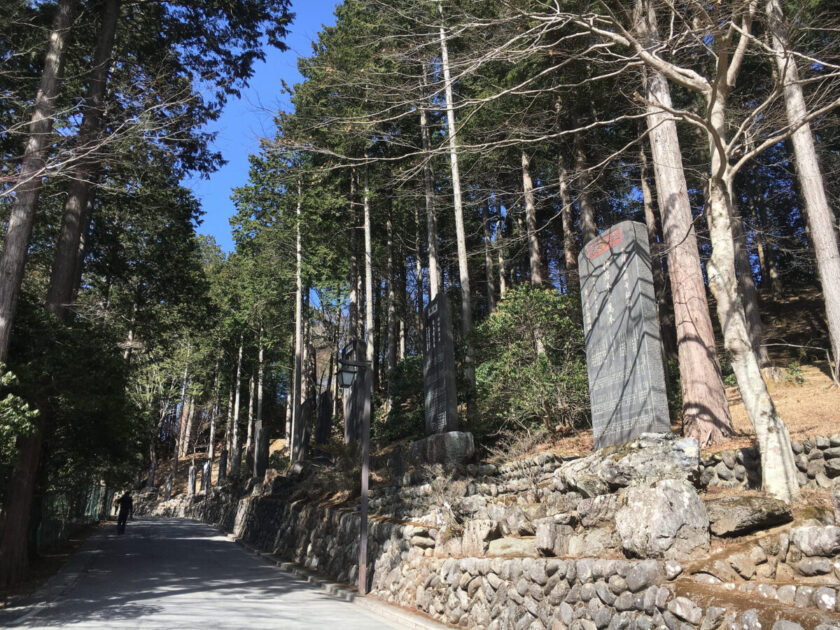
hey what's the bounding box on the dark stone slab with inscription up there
[342,340,371,445]
[578,220,670,450]
[423,295,459,436]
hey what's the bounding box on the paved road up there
[8,518,403,629]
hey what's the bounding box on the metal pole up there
[358,364,370,595]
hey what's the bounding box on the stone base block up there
[410,431,475,466]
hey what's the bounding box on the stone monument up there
[422,295,458,435]
[188,463,196,497]
[342,340,370,445]
[218,449,228,480]
[578,220,670,449]
[409,294,474,466]
[164,473,173,501]
[201,459,211,492]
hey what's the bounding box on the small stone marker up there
[164,473,173,501]
[188,463,196,497]
[578,220,670,449]
[201,459,211,492]
[218,449,228,480]
[423,295,458,435]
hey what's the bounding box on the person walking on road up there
[116,491,133,534]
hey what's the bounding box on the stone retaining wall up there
[700,435,840,491]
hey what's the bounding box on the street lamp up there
[337,356,372,595]
[337,362,359,389]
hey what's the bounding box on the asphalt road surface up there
[8,517,404,629]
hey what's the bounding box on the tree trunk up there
[385,207,397,412]
[522,151,544,286]
[573,130,598,246]
[438,3,474,389]
[348,168,361,342]
[419,82,441,300]
[640,143,677,359]
[254,327,266,478]
[0,429,44,586]
[225,380,234,456]
[482,200,496,312]
[230,339,244,475]
[45,0,119,318]
[707,177,800,502]
[558,152,578,292]
[413,201,425,337]
[637,4,733,446]
[245,372,255,471]
[148,440,156,487]
[730,203,770,367]
[0,0,77,360]
[497,220,507,300]
[767,0,840,382]
[291,180,304,462]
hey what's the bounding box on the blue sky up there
[189,1,341,253]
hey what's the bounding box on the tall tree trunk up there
[348,168,361,342]
[558,153,578,292]
[640,144,677,359]
[207,354,220,484]
[708,176,800,503]
[752,196,783,296]
[497,219,507,300]
[438,3,475,389]
[225,380,234,456]
[731,205,770,367]
[385,207,397,412]
[245,372,255,471]
[413,202,425,337]
[291,180,304,462]
[767,0,840,382]
[482,200,496,312]
[573,129,598,246]
[419,83,441,300]
[636,3,734,447]
[148,439,157,487]
[0,430,44,586]
[230,338,244,475]
[0,0,77,360]
[522,151,544,286]
[254,327,266,478]
[45,0,119,318]
[122,301,137,362]
[704,45,798,500]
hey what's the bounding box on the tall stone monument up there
[578,220,670,449]
[409,294,474,466]
[423,295,458,435]
[342,340,371,445]
[187,463,196,497]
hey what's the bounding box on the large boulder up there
[790,526,840,557]
[615,479,709,560]
[704,496,792,537]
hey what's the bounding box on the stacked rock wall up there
[699,436,840,491]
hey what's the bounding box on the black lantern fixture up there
[337,362,359,389]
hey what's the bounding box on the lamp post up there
[337,355,371,595]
